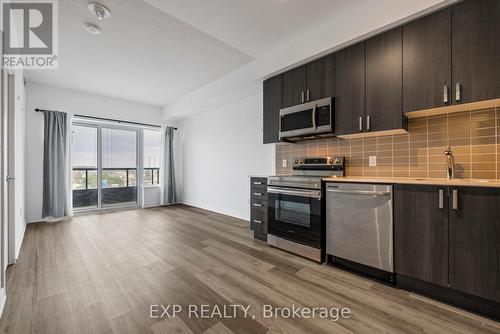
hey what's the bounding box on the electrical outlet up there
[282,159,287,168]
[369,156,377,167]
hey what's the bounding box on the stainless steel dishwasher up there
[326,182,394,280]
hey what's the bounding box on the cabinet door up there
[452,0,500,104]
[282,65,307,108]
[449,187,500,302]
[394,184,449,287]
[334,42,365,135]
[306,54,334,102]
[402,8,452,112]
[263,75,282,144]
[366,27,403,132]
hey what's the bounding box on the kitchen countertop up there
[322,176,500,188]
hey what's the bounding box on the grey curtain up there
[164,127,177,204]
[42,110,69,218]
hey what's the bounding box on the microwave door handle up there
[312,104,317,129]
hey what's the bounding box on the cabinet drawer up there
[251,208,268,241]
[251,207,267,222]
[251,189,267,199]
[251,177,267,188]
[251,197,267,207]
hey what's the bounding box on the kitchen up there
[252,0,500,322]
[2,0,500,333]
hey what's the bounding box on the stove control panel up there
[292,156,344,171]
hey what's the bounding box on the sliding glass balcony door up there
[72,125,98,210]
[72,123,139,211]
[101,128,138,207]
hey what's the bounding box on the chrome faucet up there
[444,146,455,179]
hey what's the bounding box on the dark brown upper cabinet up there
[334,42,365,136]
[449,186,500,303]
[366,27,405,132]
[263,75,282,144]
[282,55,334,109]
[452,0,500,104]
[402,8,452,113]
[306,55,334,102]
[394,184,449,287]
[282,65,307,108]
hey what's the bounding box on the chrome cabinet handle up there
[253,181,264,185]
[253,219,262,224]
[301,91,305,103]
[306,89,310,102]
[366,115,371,131]
[253,203,263,208]
[359,117,363,131]
[452,190,458,210]
[443,85,449,104]
[439,189,444,209]
[455,83,461,102]
[312,104,317,129]
[253,192,263,196]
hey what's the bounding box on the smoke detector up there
[88,2,111,21]
[85,23,101,34]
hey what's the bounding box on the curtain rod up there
[34,108,177,130]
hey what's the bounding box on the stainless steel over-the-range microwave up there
[279,97,333,140]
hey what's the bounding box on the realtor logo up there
[1,0,58,69]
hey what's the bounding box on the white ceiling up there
[25,0,253,106]
[25,0,356,108]
[143,0,355,58]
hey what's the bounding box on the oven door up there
[267,187,322,248]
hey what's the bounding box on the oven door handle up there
[268,187,321,199]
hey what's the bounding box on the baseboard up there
[398,274,500,321]
[180,200,248,221]
[14,221,26,261]
[0,288,6,319]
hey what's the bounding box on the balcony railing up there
[72,167,160,209]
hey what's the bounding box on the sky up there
[72,126,162,169]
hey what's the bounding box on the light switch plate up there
[282,159,287,168]
[369,156,377,167]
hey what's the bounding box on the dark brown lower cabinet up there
[250,177,268,241]
[395,184,500,316]
[394,184,449,287]
[449,187,500,303]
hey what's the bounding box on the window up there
[71,121,162,212]
[143,130,162,185]
[72,125,98,209]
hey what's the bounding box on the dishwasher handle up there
[326,187,391,196]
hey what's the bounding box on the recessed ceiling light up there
[85,23,101,34]
[88,2,111,21]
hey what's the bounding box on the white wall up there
[25,82,165,223]
[12,71,25,261]
[179,93,274,220]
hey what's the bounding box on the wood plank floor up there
[1,205,499,334]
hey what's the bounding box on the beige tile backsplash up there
[276,107,500,179]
